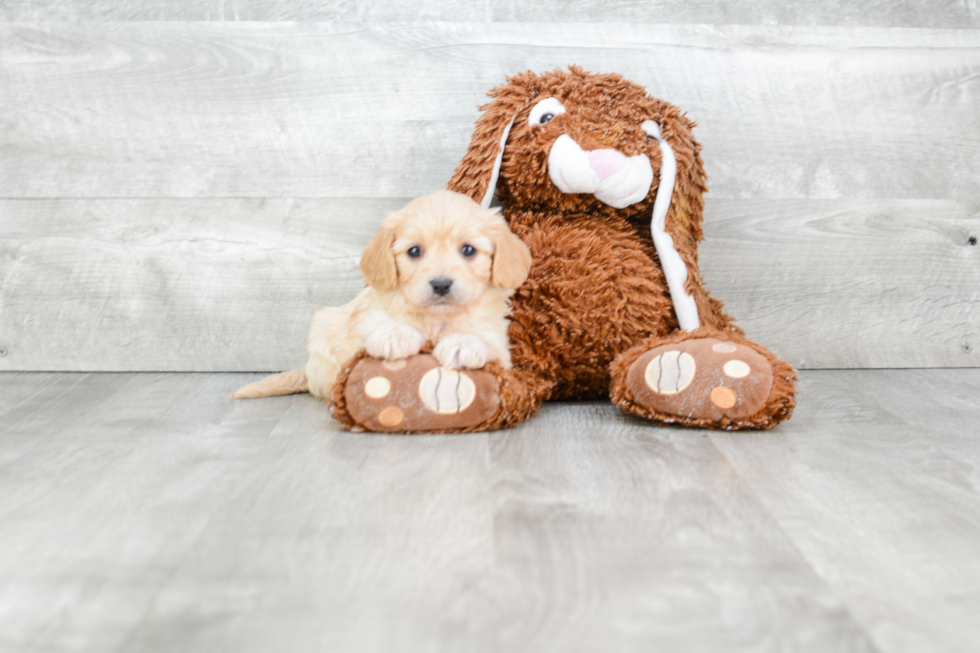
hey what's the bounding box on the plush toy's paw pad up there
[627,338,773,425]
[344,354,499,432]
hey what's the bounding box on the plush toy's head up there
[448,67,710,331]
[448,66,707,227]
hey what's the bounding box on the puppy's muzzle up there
[430,277,453,297]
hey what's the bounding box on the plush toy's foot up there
[332,353,501,433]
[611,332,796,430]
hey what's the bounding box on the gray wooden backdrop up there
[1,2,978,372]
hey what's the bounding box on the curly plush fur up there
[330,66,796,431]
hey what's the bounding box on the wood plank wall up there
[1,3,978,371]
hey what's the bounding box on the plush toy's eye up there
[461,244,476,257]
[528,97,566,127]
[407,246,422,258]
[642,119,663,143]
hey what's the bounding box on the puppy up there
[231,190,532,400]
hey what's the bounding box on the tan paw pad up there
[419,368,476,414]
[378,406,404,427]
[723,360,751,378]
[644,350,696,394]
[364,376,391,398]
[710,386,737,409]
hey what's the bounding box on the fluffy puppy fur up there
[231,190,531,400]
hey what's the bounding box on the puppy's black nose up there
[430,277,453,296]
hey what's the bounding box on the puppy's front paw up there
[365,323,424,360]
[434,334,488,369]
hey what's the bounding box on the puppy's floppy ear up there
[359,224,398,291]
[489,220,532,290]
[448,72,536,208]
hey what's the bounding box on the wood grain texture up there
[2,198,976,372]
[1,22,978,200]
[0,198,403,371]
[710,368,980,653]
[3,0,979,27]
[121,395,496,653]
[483,406,876,652]
[3,369,980,651]
[699,199,980,370]
[0,373,309,651]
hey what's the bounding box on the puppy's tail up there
[231,368,308,399]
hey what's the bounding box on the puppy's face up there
[359,191,532,312]
[393,206,495,312]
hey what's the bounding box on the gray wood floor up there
[2,370,979,652]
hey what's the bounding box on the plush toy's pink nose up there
[588,149,626,180]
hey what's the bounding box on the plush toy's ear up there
[490,220,533,290]
[448,74,535,207]
[359,224,398,291]
[643,119,700,332]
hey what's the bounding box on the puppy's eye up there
[646,134,655,142]
[540,113,555,125]
[461,244,476,258]
[407,246,422,258]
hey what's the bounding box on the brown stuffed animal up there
[331,67,796,432]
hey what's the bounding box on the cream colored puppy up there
[232,190,532,400]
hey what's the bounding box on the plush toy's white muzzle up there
[548,135,654,209]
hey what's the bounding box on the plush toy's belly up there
[506,210,678,399]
